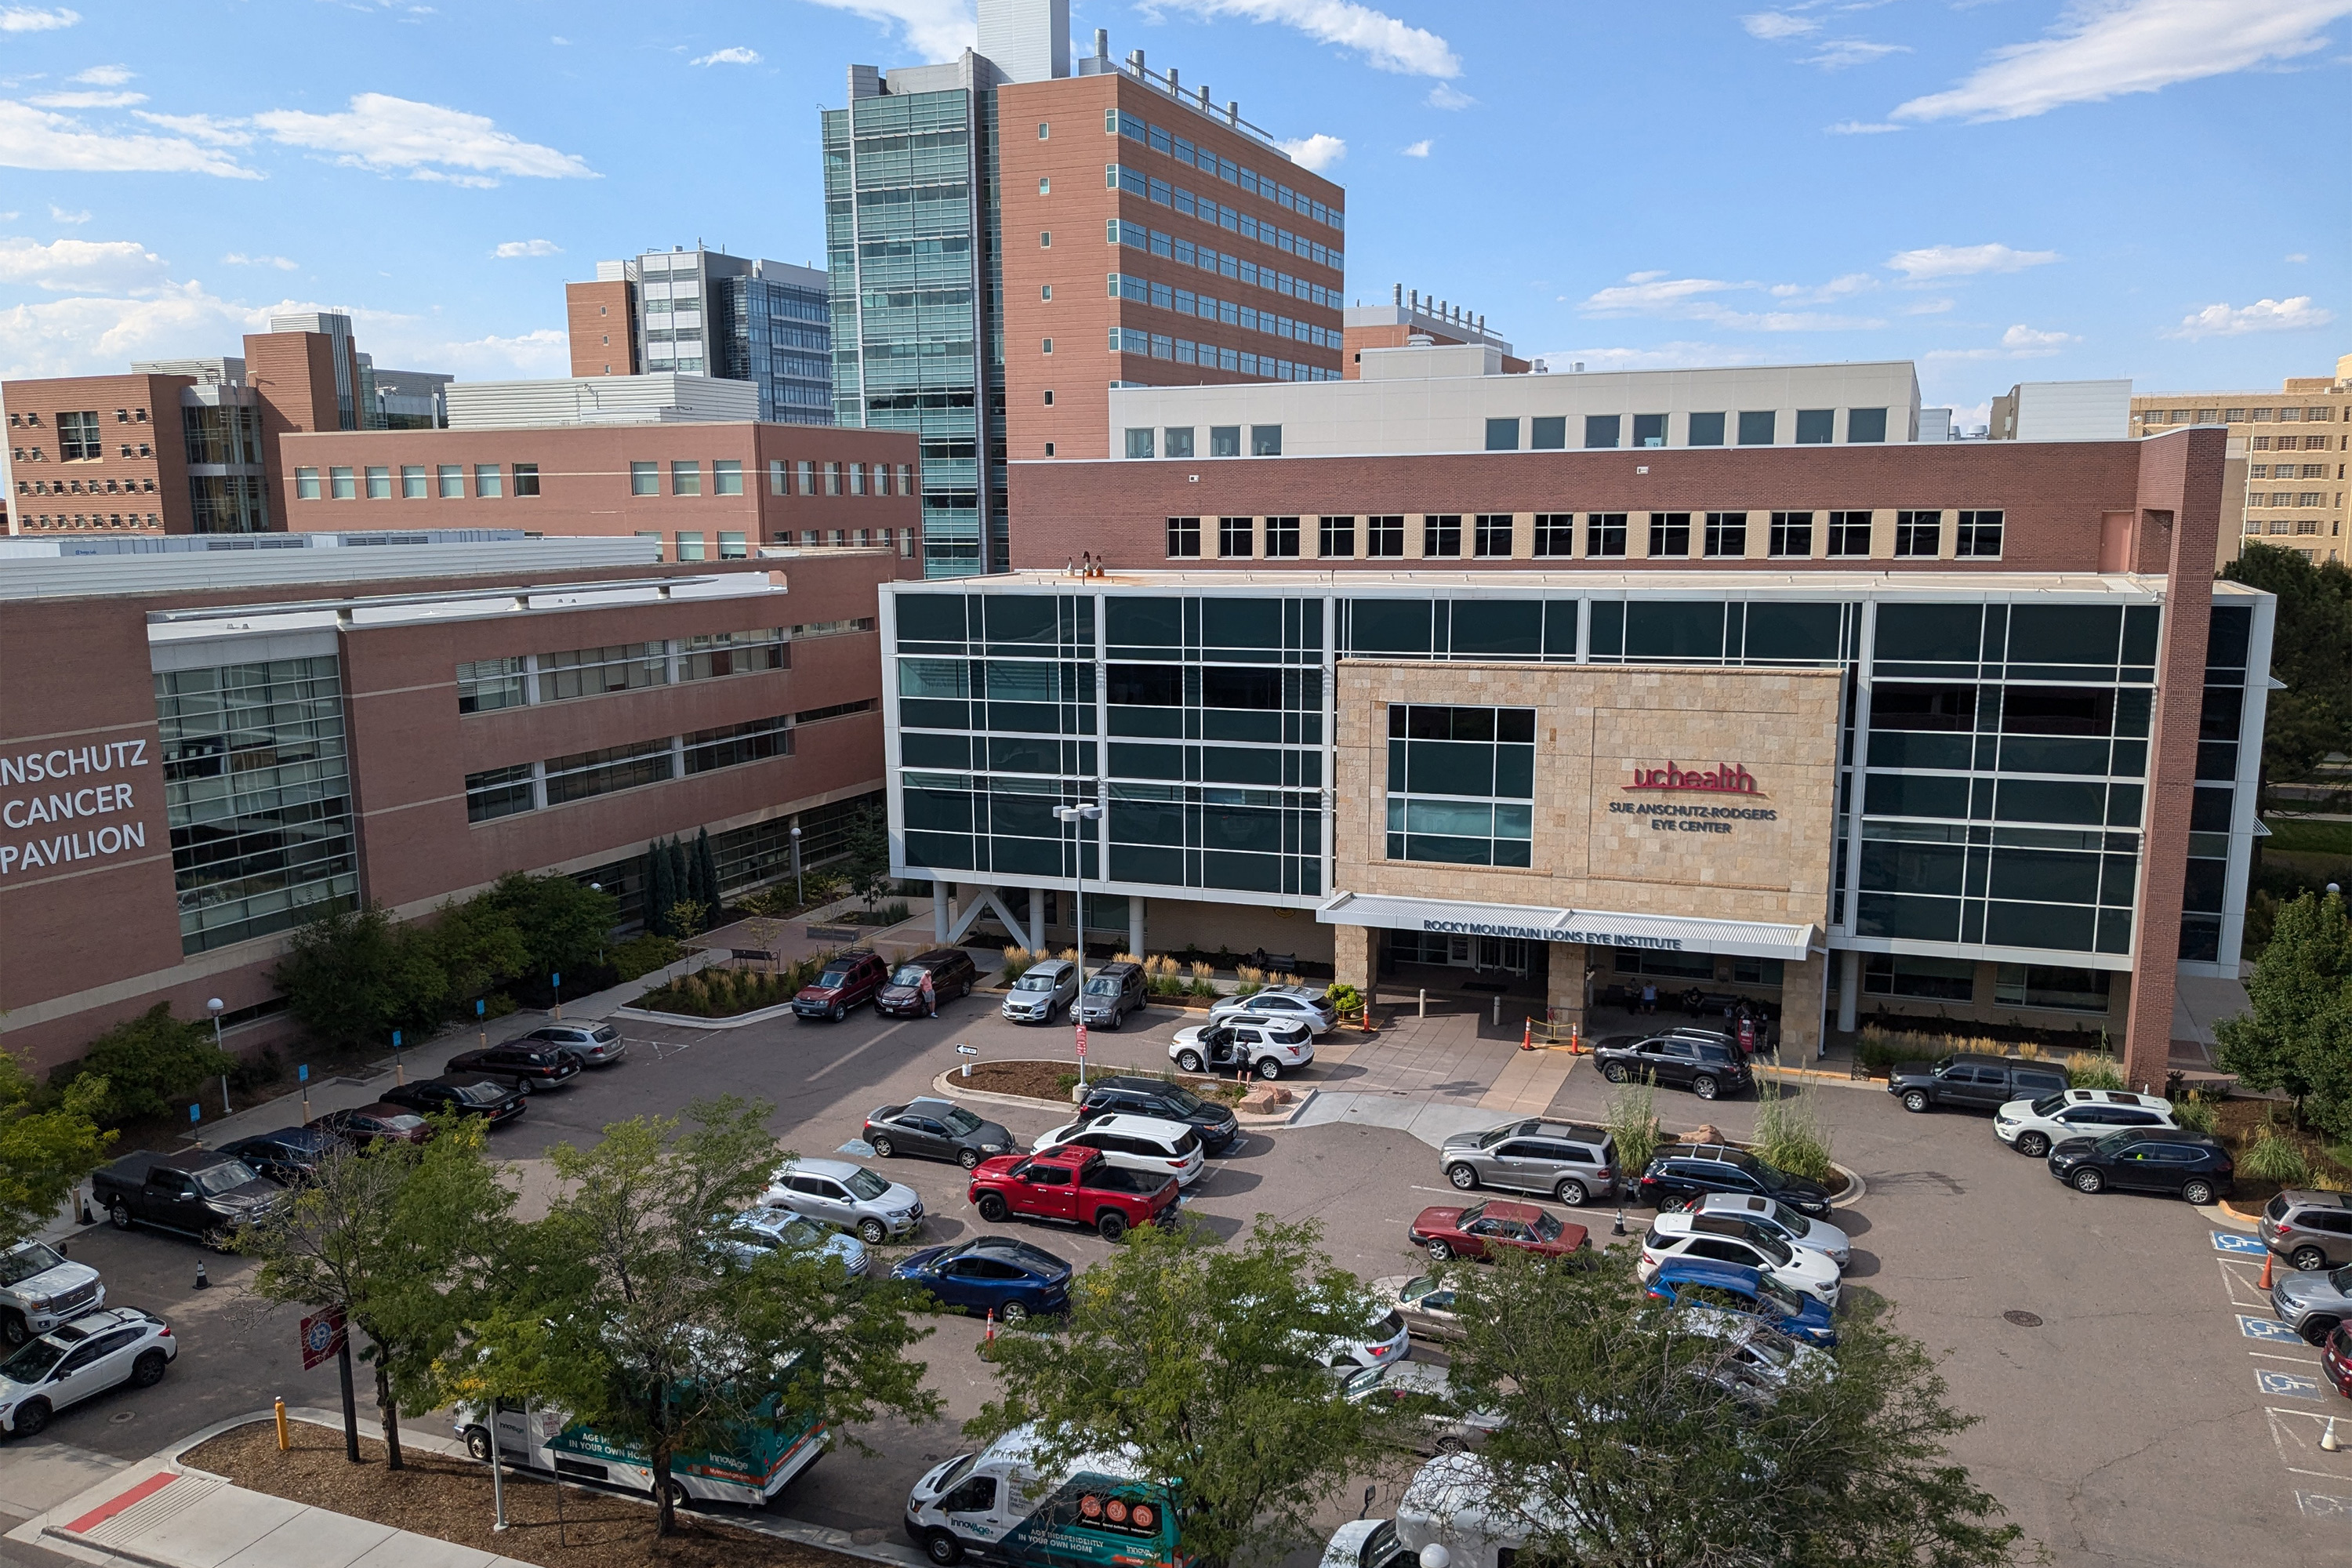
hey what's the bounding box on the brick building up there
[2132,352,2351,565]
[1342,285,1529,378]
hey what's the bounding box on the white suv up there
[1034,1113,1207,1186]
[1994,1088,2177,1159]
[1638,1211,1842,1308]
[1171,1018,1315,1080]
[0,1306,176,1436]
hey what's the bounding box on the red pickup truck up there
[967,1146,1178,1241]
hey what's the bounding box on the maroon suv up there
[793,951,889,1022]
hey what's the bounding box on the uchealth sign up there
[0,740,154,876]
[1624,760,1759,795]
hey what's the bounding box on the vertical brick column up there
[1779,950,1827,1058]
[1333,923,1374,997]
[1546,941,1588,1033]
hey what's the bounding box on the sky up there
[2,0,2347,425]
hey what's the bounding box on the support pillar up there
[1333,924,1374,997]
[1544,941,1588,1034]
[1835,949,1859,1033]
[933,884,951,943]
[1025,887,1047,954]
[1781,949,1828,1060]
[1129,898,1146,960]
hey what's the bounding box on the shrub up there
[2169,1094,2220,1134]
[1325,982,1364,1017]
[2065,1053,2127,1091]
[608,933,684,982]
[1234,964,1265,997]
[1144,955,1185,996]
[1003,946,1036,982]
[1751,1080,1837,1185]
[1603,1076,1661,1189]
[2241,1128,2314,1186]
[73,1005,235,1123]
[735,887,796,918]
[636,964,791,1018]
[1187,960,1219,998]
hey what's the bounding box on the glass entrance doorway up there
[1385,929,1530,977]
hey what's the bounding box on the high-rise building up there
[824,2,1345,579]
[2132,354,2350,566]
[568,247,833,427]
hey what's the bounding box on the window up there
[295,466,321,500]
[1794,408,1834,445]
[898,463,915,495]
[1704,511,1747,557]
[475,463,503,499]
[1532,514,1576,557]
[1630,412,1666,449]
[1166,516,1202,557]
[1039,176,1051,194]
[1210,426,1241,457]
[1848,407,1888,444]
[439,464,465,499]
[513,463,542,498]
[798,459,818,494]
[679,627,786,680]
[1522,415,1565,451]
[456,656,525,714]
[1485,417,1520,451]
[365,466,391,499]
[672,460,701,496]
[1162,426,1195,458]
[1955,509,2002,557]
[397,465,425,499]
[1039,121,1050,139]
[1424,515,1462,557]
[1475,514,1513,557]
[543,739,675,805]
[1219,516,1254,557]
[1993,964,2111,1014]
[1319,515,1355,557]
[1648,512,1691,557]
[684,714,794,773]
[1250,424,1283,456]
[713,459,742,496]
[1863,953,1975,1002]
[1040,230,1052,247]
[1686,412,1726,447]
[329,466,355,499]
[464,764,536,823]
[539,642,666,702]
[769,459,788,495]
[57,410,101,460]
[1584,413,1621,450]
[1043,390,1055,406]
[1757,510,1813,558]
[1042,336,1054,354]
[677,531,706,561]
[1737,410,1777,446]
[1893,510,1940,557]
[1265,516,1301,557]
[631,461,658,496]
[1827,510,1871,557]
[1367,515,1405,557]
[718,530,748,558]
[1586,513,1628,557]
[1385,703,1537,867]
[1125,427,1156,459]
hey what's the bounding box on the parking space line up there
[2220,1258,2281,1310]
[2266,1408,2352,1482]
[2252,1350,2325,1366]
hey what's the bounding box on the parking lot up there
[8,981,2347,1565]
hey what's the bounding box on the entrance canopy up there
[1319,891,1817,963]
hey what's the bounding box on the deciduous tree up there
[0,1050,112,1250]
[73,1004,234,1123]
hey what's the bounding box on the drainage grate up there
[2002,1310,2044,1327]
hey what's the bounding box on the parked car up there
[1321,1519,1416,1568]
[1678,1307,1834,1399]
[2045,1128,2234,1205]
[1592,1033,1752,1101]
[441,1042,582,1092]
[1298,1298,1414,1370]
[1000,959,1080,1024]
[2260,1190,2352,1273]
[1439,1119,1617,1207]
[710,1210,868,1275]
[877,948,982,1018]
[1208,987,1338,1036]
[521,1021,627,1066]
[308,1103,434,1148]
[1370,1273,1466,1342]
[793,950,890,1021]
[1341,1360,1505,1453]
[1637,1212,1842,1308]
[967,1146,1179,1242]
[1993,1088,2176,1157]
[2325,1322,2352,1399]
[759,1157,925,1245]
[1642,1258,1838,1349]
[1408,1199,1590,1263]
[891,1235,1073,1323]
[1888,1053,2069,1116]
[1170,1017,1315,1080]
[92,1150,282,1245]
[0,1242,103,1350]
[0,1306,175,1436]
[2271,1265,2352,1346]
[1033,1113,1206,1187]
[865,1098,1017,1169]
[378,1077,527,1127]
[1687,1192,1850,1269]
[1635,1144,1834,1219]
[219,1127,339,1187]
[1076,1076,1240,1155]
[1075,960,1148,1029]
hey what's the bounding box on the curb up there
[1754,1063,1885,1093]
[927,1065,1299,1127]
[2213,1198,2263,1232]
[1827,1162,1867,1210]
[609,997,800,1029]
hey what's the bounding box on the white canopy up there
[1318,891,1818,962]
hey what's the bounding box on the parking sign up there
[1075,1021,1088,1059]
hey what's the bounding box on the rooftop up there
[891,567,2248,597]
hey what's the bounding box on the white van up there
[905,1425,1180,1568]
[453,1386,826,1508]
[1392,1452,1580,1568]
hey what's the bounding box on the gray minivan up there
[1076,961,1148,1029]
[1438,1118,1618,1207]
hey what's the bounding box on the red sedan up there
[1408,1198,1589,1262]
[2325,1322,2352,1399]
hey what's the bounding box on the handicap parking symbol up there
[2296,1493,2352,1522]
[2240,1314,2306,1343]
[2213,1231,2270,1257]
[2259,1368,2322,1399]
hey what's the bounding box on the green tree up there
[480,872,617,980]
[476,1097,938,1536]
[235,1116,513,1468]
[845,802,891,913]
[1,1049,114,1250]
[645,841,677,938]
[2223,543,2352,810]
[412,895,529,1022]
[277,905,406,1049]
[1439,1247,2023,1568]
[74,1004,234,1123]
[694,828,723,916]
[2217,888,2352,1132]
[969,1218,1410,1568]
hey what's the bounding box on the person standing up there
[1640,982,1657,1015]
[920,967,938,1018]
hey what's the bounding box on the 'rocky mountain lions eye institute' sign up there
[1610,759,1778,837]
[0,742,153,875]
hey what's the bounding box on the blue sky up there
[2,0,2345,423]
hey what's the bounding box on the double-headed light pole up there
[1053,802,1102,1087]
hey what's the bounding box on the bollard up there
[274,1397,290,1453]
[2324,1417,2341,1454]
[1492,996,1501,1027]
[1417,988,1426,1018]
[1612,1210,1626,1237]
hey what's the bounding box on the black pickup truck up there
[91,1150,284,1247]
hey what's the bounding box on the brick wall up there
[567,280,639,377]
[3,373,191,534]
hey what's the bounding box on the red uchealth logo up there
[1624,762,1759,794]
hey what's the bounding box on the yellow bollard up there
[274,1396,289,1452]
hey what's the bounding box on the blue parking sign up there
[2239,1314,2304,1343]
[2257,1369,2321,1399]
[2212,1232,2269,1256]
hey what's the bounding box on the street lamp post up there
[790,825,804,909]
[206,999,229,1115]
[1053,803,1102,1088]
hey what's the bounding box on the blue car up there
[1643,1258,1838,1348]
[891,1235,1073,1325]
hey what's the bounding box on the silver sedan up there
[1207,988,1338,1035]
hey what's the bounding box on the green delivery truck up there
[905,1425,1186,1568]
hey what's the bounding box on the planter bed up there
[1654,1122,1853,1202]
[949,1057,1245,1105]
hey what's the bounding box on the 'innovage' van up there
[905,1425,1184,1568]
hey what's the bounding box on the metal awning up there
[1318,891,1817,961]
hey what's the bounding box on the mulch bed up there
[2210,1096,2352,1206]
[183,1420,866,1568]
[952,1058,1246,1105]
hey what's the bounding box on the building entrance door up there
[1478,936,1530,975]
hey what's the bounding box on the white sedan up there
[0,1306,175,1436]
[1638,1212,1842,1309]
[1993,1088,2177,1158]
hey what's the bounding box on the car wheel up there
[858,1218,889,1246]
[653,1475,691,1511]
[2071,1167,2105,1194]
[830,1003,845,1022]
[1426,1239,1454,1262]
[1900,1090,1930,1113]
[1555,1179,1589,1207]
[110,1200,132,1230]
[1097,1210,1130,1243]
[957,1148,982,1171]
[2298,1314,2346,1346]
[1692,1076,1719,1101]
[0,1311,26,1348]
[925,1530,964,1566]
[999,1300,1029,1327]
[463,1425,493,1462]
[1446,1163,1480,1192]
[870,1135,895,1158]
[1258,1058,1281,1081]
[2016,1131,2051,1158]
[13,1399,50,1438]
[1602,1062,1629,1084]
[129,1348,169,1388]
[977,1193,1009,1223]
[1176,1049,1204,1073]
[2292,1246,2331,1272]
[2182,1178,2218,1207]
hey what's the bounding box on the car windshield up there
[1475,1123,1526,1149]
[1741,1327,1799,1370]
[1154,1085,1208,1116]
[1,1336,69,1382]
[2028,1093,2067,1116]
[0,1243,65,1285]
[1343,1363,1392,1399]
[1014,973,1056,991]
[844,1168,892,1200]
[2092,1131,2136,1153]
[1745,1161,1787,1192]
[775,1217,829,1248]
[589,1025,619,1044]
[892,966,931,986]
[1931,1054,1958,1074]
[1085,976,1120,994]
[1767,1201,1812,1237]
[941,1107,984,1135]
[192,1160,262,1195]
[933,1454,980,1494]
[456,1083,506,1105]
[817,969,852,989]
[1531,1212,1566,1242]
[1748,1230,1793,1266]
[1756,1275,1806,1316]
[379,1115,427,1132]
[1399,1274,1443,1304]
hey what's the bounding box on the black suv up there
[2263,1191,2352,1273]
[1635,1144,1834,1218]
[875,948,982,1018]
[1593,1033,1754,1101]
[441,1042,582,1092]
[1887,1053,2068,1115]
[2047,1128,2234,1205]
[1077,1075,1241,1155]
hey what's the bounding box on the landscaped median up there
[929,1058,1302,1122]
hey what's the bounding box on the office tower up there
[568,247,833,427]
[2132,356,2351,567]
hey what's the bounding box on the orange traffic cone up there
[2260,1250,2274,1290]
[1521,1019,1534,1051]
[985,1308,997,1342]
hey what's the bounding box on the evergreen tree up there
[669,837,693,912]
[647,840,677,937]
[2216,888,2352,1133]
[695,828,723,914]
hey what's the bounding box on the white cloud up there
[2002,322,2077,350]
[492,238,563,258]
[0,100,256,176]
[1425,82,1474,109]
[0,234,168,292]
[1894,0,2352,124]
[796,0,977,63]
[223,252,298,270]
[251,93,596,183]
[2285,252,2309,263]
[69,64,132,85]
[1885,242,2060,281]
[48,203,87,222]
[0,282,251,379]
[1579,270,1885,332]
[691,45,762,65]
[1399,138,1431,157]
[1904,297,1957,314]
[29,89,144,107]
[1533,341,1770,372]
[1771,272,1877,302]
[1803,38,1909,68]
[1827,119,1904,133]
[1158,0,1463,78]
[1742,12,1820,40]
[131,111,252,147]
[0,7,79,31]
[1581,274,1737,314]
[2165,296,2336,339]
[1278,132,1345,170]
